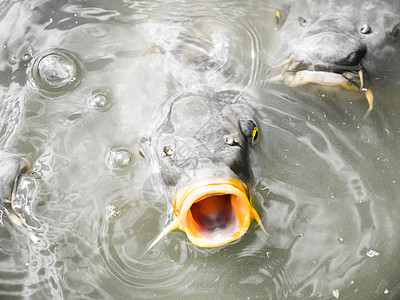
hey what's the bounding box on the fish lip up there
[174,178,253,248]
[276,59,365,90]
[146,177,266,251]
[268,58,375,118]
[291,61,363,74]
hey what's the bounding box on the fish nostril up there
[225,134,239,146]
[298,17,307,27]
[347,52,359,65]
[360,24,372,34]
[162,146,174,156]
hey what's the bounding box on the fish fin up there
[250,206,269,236]
[146,218,180,252]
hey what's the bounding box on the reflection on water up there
[0,0,399,299]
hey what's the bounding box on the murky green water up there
[0,0,399,299]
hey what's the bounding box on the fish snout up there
[292,32,367,68]
[269,29,374,118]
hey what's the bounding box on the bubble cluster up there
[29,48,84,97]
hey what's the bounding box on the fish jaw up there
[147,178,266,250]
[269,60,374,118]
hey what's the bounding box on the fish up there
[147,90,267,250]
[268,0,400,118]
[0,152,31,225]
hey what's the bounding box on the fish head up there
[269,0,400,117]
[155,92,256,185]
[148,92,265,249]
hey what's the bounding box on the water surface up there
[0,0,399,299]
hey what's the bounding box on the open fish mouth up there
[147,178,266,250]
[269,59,374,118]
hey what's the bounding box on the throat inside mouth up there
[146,178,268,250]
[190,195,236,235]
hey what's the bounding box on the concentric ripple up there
[88,89,114,111]
[106,146,134,172]
[97,192,287,298]
[97,195,201,298]
[1,0,399,299]
[28,48,84,98]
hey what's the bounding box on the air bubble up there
[29,48,84,98]
[89,89,113,111]
[115,152,130,166]
[107,147,133,170]
[38,54,75,88]
[91,94,107,108]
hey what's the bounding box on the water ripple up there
[0,83,26,150]
[0,1,399,299]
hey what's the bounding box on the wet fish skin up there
[154,91,257,190]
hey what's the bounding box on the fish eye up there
[239,119,260,146]
[138,148,146,159]
[252,127,259,145]
[274,6,290,30]
[275,11,282,29]
[392,23,400,42]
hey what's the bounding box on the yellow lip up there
[147,178,266,250]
